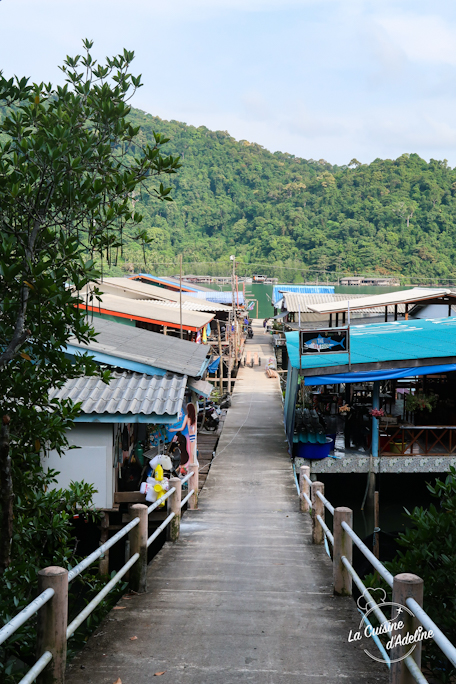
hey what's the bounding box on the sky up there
[2,0,456,166]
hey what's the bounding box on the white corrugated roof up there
[308,288,451,314]
[85,277,229,311]
[49,371,186,417]
[283,292,406,315]
[77,293,214,330]
[150,299,230,313]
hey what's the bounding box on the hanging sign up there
[300,328,349,355]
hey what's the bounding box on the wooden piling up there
[333,507,353,596]
[311,481,325,545]
[128,504,148,593]
[167,477,182,542]
[188,464,199,510]
[299,465,311,512]
[98,511,110,576]
[390,573,424,684]
[36,566,68,684]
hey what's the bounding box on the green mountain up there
[126,108,456,281]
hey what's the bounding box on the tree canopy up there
[119,110,456,281]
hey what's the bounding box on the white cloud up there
[375,13,456,66]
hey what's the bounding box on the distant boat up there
[253,274,267,282]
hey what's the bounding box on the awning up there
[188,378,214,398]
[304,363,456,386]
[271,311,288,320]
[207,356,221,373]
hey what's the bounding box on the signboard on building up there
[299,328,349,355]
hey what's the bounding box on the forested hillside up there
[123,108,456,280]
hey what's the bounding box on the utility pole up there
[179,254,183,340]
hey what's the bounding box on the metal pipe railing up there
[180,471,194,486]
[341,521,394,587]
[316,490,334,515]
[68,516,140,582]
[18,650,53,684]
[180,489,195,508]
[316,515,334,546]
[0,588,54,646]
[67,553,139,638]
[147,512,176,549]
[147,487,176,514]
[406,597,456,669]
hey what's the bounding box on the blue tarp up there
[305,363,456,385]
[285,318,456,371]
[208,356,221,373]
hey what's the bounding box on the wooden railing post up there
[167,478,182,542]
[311,481,324,545]
[188,464,199,510]
[333,507,353,596]
[129,504,148,593]
[36,566,68,684]
[299,465,311,512]
[390,573,424,684]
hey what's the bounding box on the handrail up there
[406,597,456,668]
[68,516,140,582]
[147,487,176,514]
[181,489,195,508]
[18,651,53,684]
[1,463,198,684]
[180,471,194,485]
[316,490,334,515]
[316,515,334,546]
[147,512,175,548]
[0,588,55,646]
[302,491,312,508]
[341,521,394,587]
[67,553,139,638]
[300,475,454,682]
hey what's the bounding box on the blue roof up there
[285,318,456,372]
[191,291,245,305]
[273,284,334,306]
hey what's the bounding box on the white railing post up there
[188,464,199,510]
[333,507,353,596]
[311,481,325,545]
[299,465,310,512]
[129,504,148,593]
[167,478,182,542]
[390,573,424,684]
[36,566,68,684]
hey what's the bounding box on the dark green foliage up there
[0,42,179,679]
[0,477,127,682]
[122,111,456,279]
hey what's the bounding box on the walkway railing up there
[297,465,456,684]
[379,425,456,456]
[0,465,199,684]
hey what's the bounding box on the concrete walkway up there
[66,321,386,684]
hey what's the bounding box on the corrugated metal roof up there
[273,285,334,305]
[285,317,456,371]
[82,278,229,311]
[283,292,406,315]
[69,318,210,377]
[150,299,230,313]
[77,293,214,330]
[49,371,186,417]
[308,288,452,314]
[190,290,245,304]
